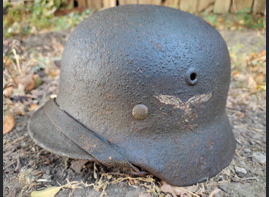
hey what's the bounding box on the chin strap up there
[44,99,142,174]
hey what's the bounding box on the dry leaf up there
[160,181,184,197]
[3,86,14,97]
[25,74,36,91]
[255,73,266,85]
[256,85,266,90]
[15,74,36,91]
[3,56,12,67]
[28,104,38,111]
[46,67,60,79]
[3,113,15,135]
[128,178,134,185]
[232,71,240,77]
[258,50,266,57]
[247,75,257,89]
[31,186,62,197]
[160,181,199,197]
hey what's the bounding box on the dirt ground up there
[3,29,266,197]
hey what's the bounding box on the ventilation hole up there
[190,73,197,81]
[74,0,78,7]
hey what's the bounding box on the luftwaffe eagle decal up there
[155,93,212,115]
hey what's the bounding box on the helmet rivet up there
[132,104,149,120]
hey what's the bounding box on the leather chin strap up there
[44,99,140,174]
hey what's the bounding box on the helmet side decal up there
[154,93,212,116]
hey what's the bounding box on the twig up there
[241,177,258,181]
[235,145,244,156]
[4,134,28,151]
[247,126,265,135]
[14,157,21,173]
[12,49,23,74]
[3,160,17,170]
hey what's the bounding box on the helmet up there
[28,5,236,186]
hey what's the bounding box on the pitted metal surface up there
[28,5,236,186]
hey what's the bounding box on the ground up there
[3,28,266,197]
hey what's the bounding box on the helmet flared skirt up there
[28,99,236,186]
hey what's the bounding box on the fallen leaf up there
[256,85,266,90]
[247,74,257,89]
[31,186,62,197]
[25,74,36,91]
[232,71,240,76]
[258,50,266,57]
[128,178,134,185]
[255,72,266,85]
[3,113,15,135]
[236,111,245,119]
[160,181,199,197]
[46,67,60,79]
[28,104,38,111]
[3,86,14,97]
[160,182,181,197]
[3,56,12,67]
[15,74,36,91]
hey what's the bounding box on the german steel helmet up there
[28,5,236,186]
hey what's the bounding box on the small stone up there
[249,139,256,145]
[214,193,223,197]
[252,152,266,164]
[244,148,251,153]
[234,166,247,178]
[126,189,140,197]
[218,184,228,193]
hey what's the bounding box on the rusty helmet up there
[28,5,236,186]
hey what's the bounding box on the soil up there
[3,29,266,197]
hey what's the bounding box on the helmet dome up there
[29,5,235,186]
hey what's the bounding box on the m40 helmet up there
[28,5,236,186]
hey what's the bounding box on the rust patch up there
[156,43,162,49]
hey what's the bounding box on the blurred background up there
[3,0,266,196]
[3,0,266,38]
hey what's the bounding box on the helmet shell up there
[28,5,235,186]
